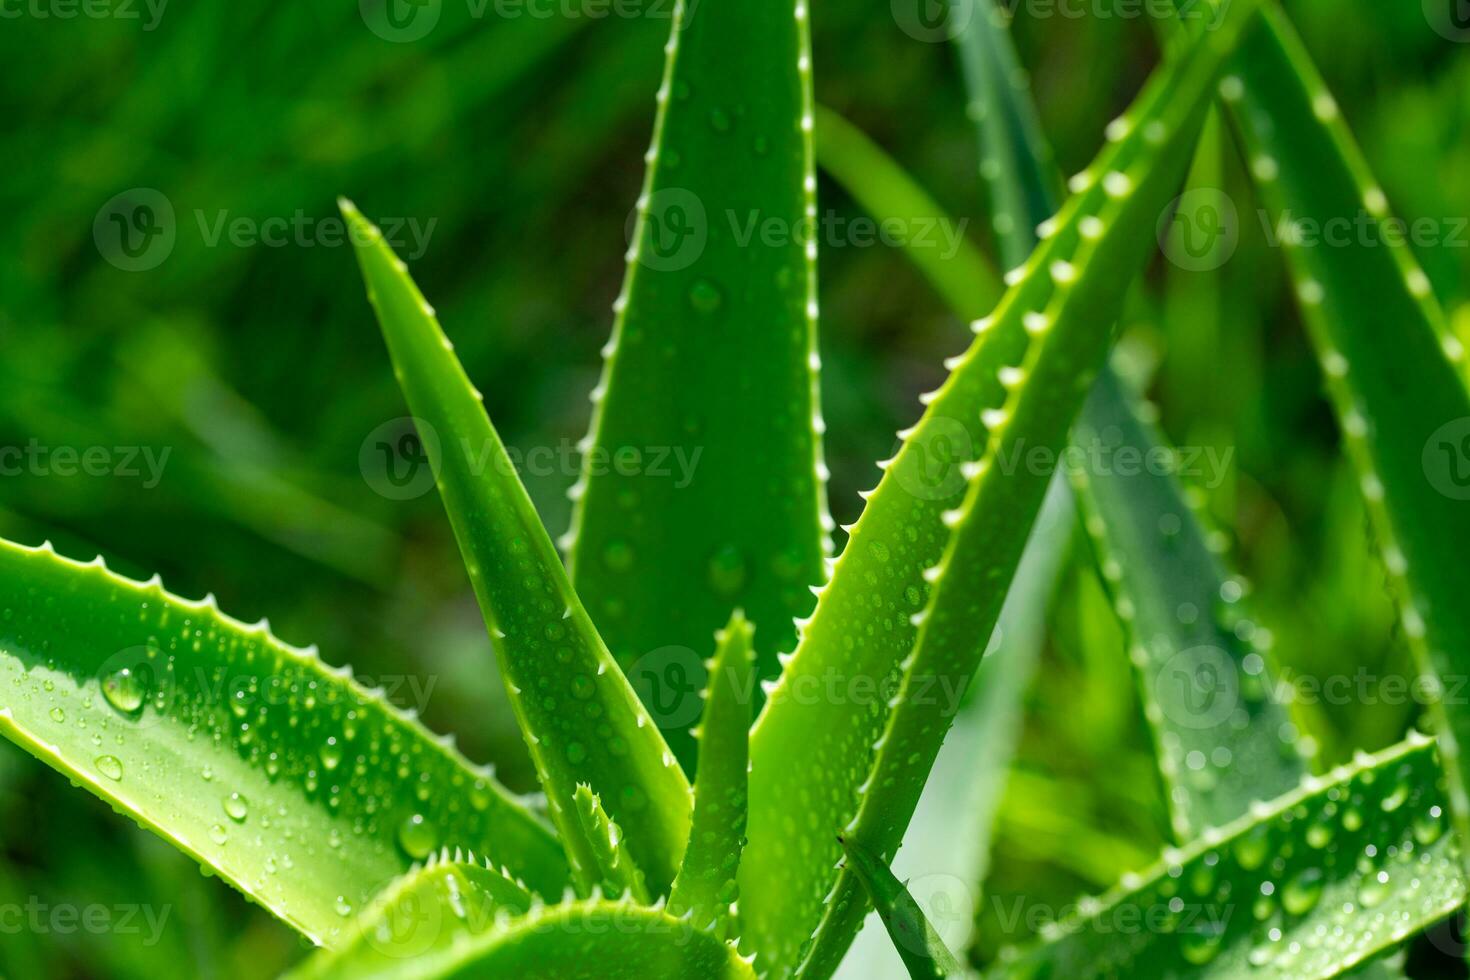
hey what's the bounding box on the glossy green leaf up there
[1203,1,1470,856]
[742,6,1263,975]
[814,105,1073,977]
[288,856,534,980]
[992,734,1464,979]
[1072,371,1305,837]
[572,785,650,903]
[958,0,1305,840]
[840,836,964,979]
[670,610,755,938]
[293,889,757,980]
[0,538,567,945]
[340,200,692,895]
[566,0,830,771]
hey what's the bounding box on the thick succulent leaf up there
[0,538,567,945]
[292,892,757,980]
[287,856,533,980]
[814,106,1072,978]
[1071,371,1305,837]
[572,785,650,903]
[741,7,1264,975]
[959,0,1305,840]
[1203,2,1470,853]
[566,0,829,771]
[670,610,755,937]
[840,837,965,979]
[341,200,691,894]
[991,734,1464,979]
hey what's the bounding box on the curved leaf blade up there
[841,836,964,979]
[670,610,755,937]
[0,538,567,945]
[288,857,534,980]
[292,888,756,980]
[1206,2,1470,856]
[991,734,1464,979]
[567,0,830,771]
[572,785,651,904]
[340,200,692,895]
[743,6,1263,975]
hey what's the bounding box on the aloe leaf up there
[742,7,1264,975]
[292,890,757,980]
[340,200,692,895]
[1200,2,1470,856]
[670,610,755,938]
[0,538,567,945]
[572,785,651,904]
[840,837,965,979]
[815,106,1073,977]
[955,0,1305,840]
[565,0,830,772]
[991,734,1464,978]
[1071,371,1305,837]
[287,856,534,980]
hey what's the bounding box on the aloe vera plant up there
[5,0,1468,975]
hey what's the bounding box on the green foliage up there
[841,836,965,979]
[993,735,1463,979]
[340,199,692,895]
[669,611,755,938]
[0,538,566,944]
[567,0,829,772]
[4,0,1468,975]
[744,5,1264,974]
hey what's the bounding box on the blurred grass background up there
[0,0,1467,974]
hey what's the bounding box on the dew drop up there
[209,824,228,845]
[101,668,146,714]
[602,538,636,572]
[49,707,65,724]
[398,813,436,859]
[708,544,747,597]
[223,792,249,823]
[95,755,123,781]
[1357,869,1391,908]
[320,736,343,771]
[1281,867,1324,915]
[688,278,724,315]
